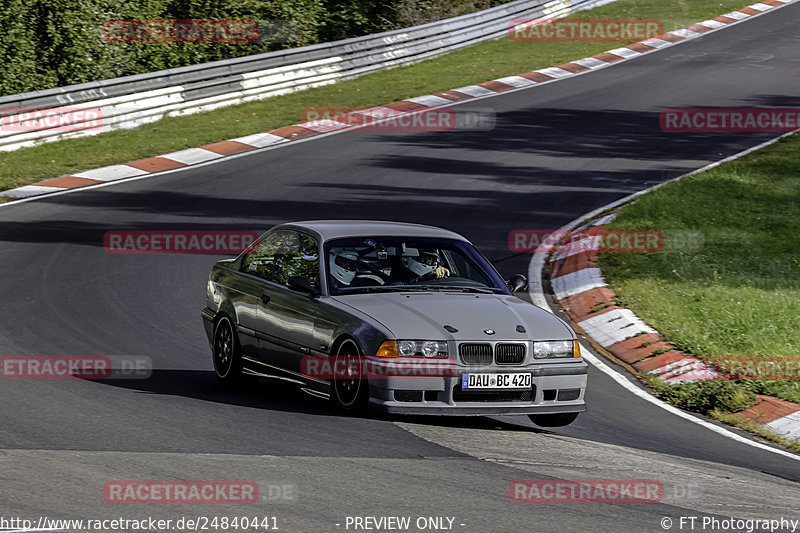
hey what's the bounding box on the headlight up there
[533,340,575,359]
[395,340,448,358]
[398,340,417,357]
[207,280,220,304]
[420,341,442,357]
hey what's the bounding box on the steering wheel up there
[354,259,391,283]
[410,269,448,284]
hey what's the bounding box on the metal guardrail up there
[0,0,617,152]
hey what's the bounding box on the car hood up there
[331,292,573,341]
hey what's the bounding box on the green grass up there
[0,0,754,198]
[601,133,800,403]
[740,380,800,405]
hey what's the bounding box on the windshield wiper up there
[406,285,500,294]
[339,285,501,295]
[338,286,412,294]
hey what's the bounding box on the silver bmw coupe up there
[202,220,587,426]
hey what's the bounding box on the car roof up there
[277,220,469,242]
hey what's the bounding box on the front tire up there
[528,412,579,427]
[213,316,245,386]
[331,339,368,412]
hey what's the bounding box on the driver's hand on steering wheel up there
[431,266,450,279]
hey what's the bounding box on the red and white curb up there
[737,396,800,440]
[549,213,721,384]
[547,211,800,442]
[1,0,796,200]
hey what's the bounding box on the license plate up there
[461,373,531,389]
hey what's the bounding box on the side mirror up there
[288,275,314,294]
[507,274,528,293]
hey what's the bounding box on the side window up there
[241,230,319,290]
[241,230,295,283]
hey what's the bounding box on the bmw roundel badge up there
[484,329,495,335]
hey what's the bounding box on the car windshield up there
[324,236,509,295]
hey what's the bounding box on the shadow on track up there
[91,369,550,433]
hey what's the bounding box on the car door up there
[236,231,288,364]
[244,230,321,376]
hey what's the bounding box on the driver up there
[402,249,450,281]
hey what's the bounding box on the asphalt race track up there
[1,4,799,532]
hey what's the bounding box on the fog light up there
[394,390,423,402]
[557,388,580,401]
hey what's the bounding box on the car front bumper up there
[365,359,588,416]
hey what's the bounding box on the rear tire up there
[528,412,579,427]
[213,316,245,386]
[331,338,368,412]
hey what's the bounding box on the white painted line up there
[571,57,610,70]
[405,94,454,107]
[73,164,148,182]
[494,75,538,88]
[576,212,617,230]
[578,345,800,461]
[577,308,657,347]
[451,85,496,98]
[528,130,800,461]
[766,412,800,440]
[161,147,222,165]
[231,132,287,148]
[748,3,773,11]
[535,136,800,296]
[4,0,798,208]
[551,267,607,299]
[536,67,573,79]
[1,185,66,198]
